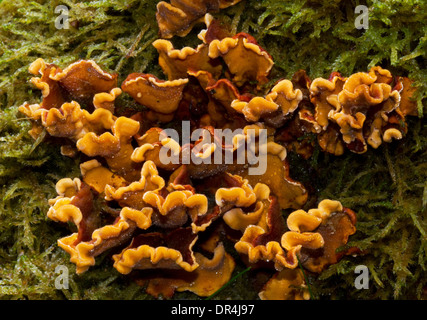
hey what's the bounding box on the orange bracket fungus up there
[121,73,189,114]
[18,13,419,300]
[156,0,242,39]
[231,79,303,126]
[309,66,408,155]
[259,269,310,300]
[208,32,274,87]
[112,227,199,274]
[152,39,222,81]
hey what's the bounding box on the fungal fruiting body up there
[19,13,417,300]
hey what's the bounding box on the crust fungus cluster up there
[19,10,417,300]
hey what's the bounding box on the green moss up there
[307,117,427,299]
[0,0,425,300]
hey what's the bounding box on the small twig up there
[115,25,149,73]
[126,25,149,59]
[384,145,397,184]
[28,128,46,155]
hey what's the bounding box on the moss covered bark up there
[0,0,425,299]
